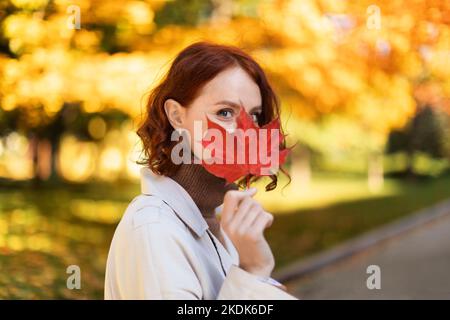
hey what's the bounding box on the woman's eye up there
[251,113,261,124]
[216,108,234,119]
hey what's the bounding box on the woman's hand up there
[220,188,275,278]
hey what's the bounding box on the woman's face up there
[165,66,263,160]
[186,66,262,130]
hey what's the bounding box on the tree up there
[386,105,450,176]
[1,0,449,181]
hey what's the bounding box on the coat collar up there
[140,166,240,266]
[140,166,209,238]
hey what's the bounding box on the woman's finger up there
[251,211,273,234]
[230,196,256,227]
[237,203,263,232]
[221,188,257,225]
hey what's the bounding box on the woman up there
[104,42,297,300]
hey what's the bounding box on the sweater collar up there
[168,163,239,219]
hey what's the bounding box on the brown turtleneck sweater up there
[169,162,238,247]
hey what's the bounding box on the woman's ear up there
[164,99,186,129]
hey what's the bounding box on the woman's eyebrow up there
[249,106,262,113]
[214,100,242,109]
[214,100,262,112]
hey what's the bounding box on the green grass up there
[0,181,139,299]
[1,174,450,299]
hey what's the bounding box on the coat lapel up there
[140,167,240,266]
[140,166,208,238]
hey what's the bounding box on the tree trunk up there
[291,145,311,191]
[368,152,384,192]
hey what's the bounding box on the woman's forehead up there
[197,67,262,111]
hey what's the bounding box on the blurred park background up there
[0,0,449,299]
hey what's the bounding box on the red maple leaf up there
[200,107,291,187]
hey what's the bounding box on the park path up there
[280,200,450,299]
